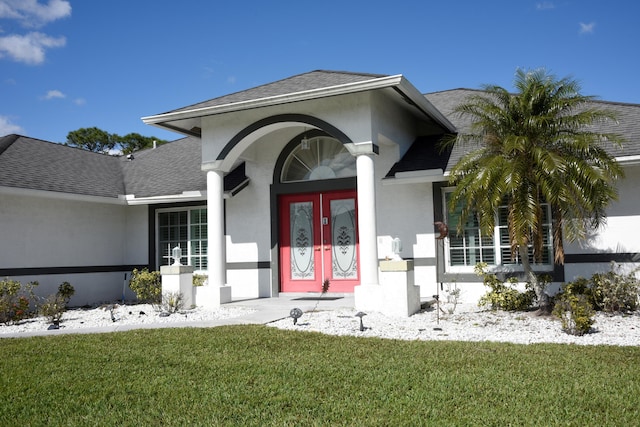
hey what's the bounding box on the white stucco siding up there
[0,193,127,268]
[564,164,640,255]
[370,90,418,155]
[373,144,439,298]
[0,193,139,306]
[561,163,640,282]
[200,92,376,168]
[124,205,149,265]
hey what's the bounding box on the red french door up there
[279,190,359,293]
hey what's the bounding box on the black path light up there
[355,312,367,331]
[434,221,449,330]
[290,308,303,325]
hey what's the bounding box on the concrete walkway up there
[1,293,356,338]
[223,293,355,325]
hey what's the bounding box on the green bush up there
[0,278,38,325]
[162,292,184,313]
[553,292,595,336]
[475,264,537,311]
[38,282,76,325]
[58,282,75,305]
[192,274,207,287]
[590,263,639,313]
[129,269,161,305]
[39,294,67,324]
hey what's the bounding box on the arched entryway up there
[274,131,360,293]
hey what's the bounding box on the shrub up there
[553,292,595,336]
[58,282,75,305]
[192,274,207,287]
[129,269,161,305]
[0,278,38,325]
[590,263,639,313]
[162,292,184,313]
[475,263,537,311]
[39,294,67,325]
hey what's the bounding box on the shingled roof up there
[164,70,388,115]
[384,88,640,177]
[2,72,639,199]
[0,134,125,198]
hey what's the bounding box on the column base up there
[354,260,421,317]
[194,285,232,309]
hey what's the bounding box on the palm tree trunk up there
[518,245,551,313]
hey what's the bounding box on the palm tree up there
[445,68,624,311]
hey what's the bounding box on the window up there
[281,136,356,182]
[158,208,207,271]
[443,190,553,271]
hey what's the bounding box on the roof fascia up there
[141,74,406,126]
[382,169,446,185]
[124,191,206,205]
[394,77,457,133]
[616,155,640,165]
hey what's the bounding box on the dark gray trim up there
[219,114,353,161]
[565,253,640,263]
[408,257,437,267]
[0,265,146,276]
[432,182,565,283]
[148,201,211,271]
[227,261,271,270]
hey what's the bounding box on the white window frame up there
[442,188,554,273]
[156,206,208,274]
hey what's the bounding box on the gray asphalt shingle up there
[2,72,639,198]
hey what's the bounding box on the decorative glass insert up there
[158,208,207,270]
[331,198,357,279]
[290,202,315,280]
[281,136,356,182]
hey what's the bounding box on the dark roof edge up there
[0,134,20,156]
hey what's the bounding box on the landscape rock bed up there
[268,304,640,346]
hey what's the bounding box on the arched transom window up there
[281,136,356,183]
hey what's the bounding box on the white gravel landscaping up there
[0,303,254,336]
[2,301,640,346]
[268,303,640,346]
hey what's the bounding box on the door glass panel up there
[331,198,357,279]
[290,201,315,280]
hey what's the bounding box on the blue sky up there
[1,0,639,144]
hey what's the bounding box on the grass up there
[1,326,639,426]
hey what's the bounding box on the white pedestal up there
[193,285,232,309]
[160,265,194,308]
[354,260,421,317]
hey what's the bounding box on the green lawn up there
[1,326,639,426]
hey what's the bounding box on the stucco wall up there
[0,192,138,305]
[563,163,640,280]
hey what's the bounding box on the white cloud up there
[0,31,65,64]
[42,89,65,99]
[0,115,24,136]
[0,0,71,28]
[227,76,236,84]
[579,22,595,34]
[73,97,85,106]
[536,2,555,10]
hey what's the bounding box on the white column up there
[207,170,226,288]
[356,153,380,286]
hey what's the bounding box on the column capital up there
[344,141,379,156]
